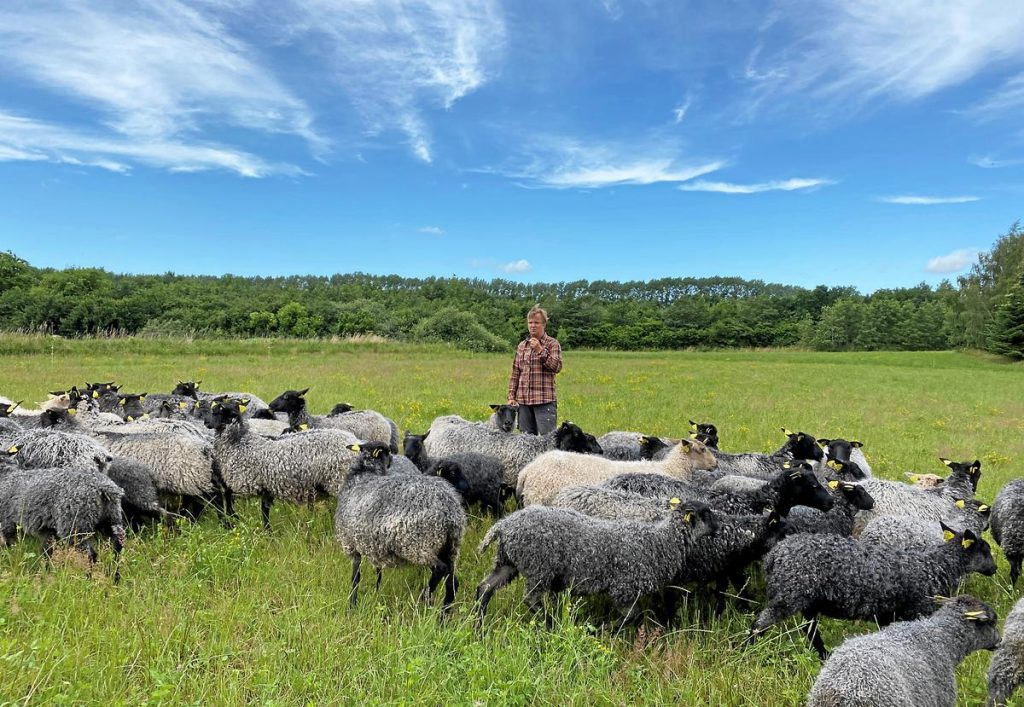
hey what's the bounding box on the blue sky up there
[1,0,1023,293]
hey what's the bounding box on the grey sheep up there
[268,388,399,453]
[206,398,359,530]
[859,506,991,551]
[475,499,719,627]
[487,404,518,433]
[710,428,824,479]
[596,432,673,461]
[105,457,168,528]
[808,595,999,707]
[404,432,504,515]
[747,523,997,658]
[988,479,1024,585]
[928,458,981,500]
[423,416,597,488]
[0,465,128,582]
[852,476,989,536]
[550,485,671,521]
[6,428,112,473]
[988,596,1024,706]
[517,439,717,507]
[334,441,466,616]
[784,478,875,537]
[172,381,270,418]
[816,437,872,478]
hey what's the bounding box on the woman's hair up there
[527,305,548,324]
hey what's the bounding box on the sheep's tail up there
[478,522,503,554]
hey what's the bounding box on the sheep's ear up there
[970,461,981,475]
[978,504,990,514]
[422,430,429,440]
[67,408,77,416]
[667,497,681,509]
[678,439,692,451]
[850,441,863,448]
[962,535,976,550]
[238,404,247,414]
[489,404,500,411]
[827,460,842,471]
[297,388,310,397]
[178,401,187,409]
[638,435,650,446]
[299,423,309,431]
[689,420,698,432]
[118,397,126,406]
[781,428,794,437]
[346,444,361,452]
[939,457,953,468]
[817,438,830,448]
[126,416,134,422]
[963,610,991,622]
[940,521,956,542]
[827,480,839,490]
[781,461,792,469]
[141,413,150,420]
[905,472,919,482]
[92,390,100,398]
[7,445,19,454]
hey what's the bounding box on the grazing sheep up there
[990,479,1024,585]
[404,432,504,516]
[423,416,597,489]
[597,432,673,462]
[859,510,991,552]
[0,465,127,582]
[808,595,999,707]
[487,404,518,433]
[784,479,875,537]
[268,388,399,453]
[710,428,824,479]
[334,441,466,616]
[206,398,359,530]
[475,499,718,627]
[6,428,112,473]
[747,523,997,658]
[852,476,989,536]
[517,439,717,507]
[988,596,1024,707]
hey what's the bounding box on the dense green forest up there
[2,222,1022,357]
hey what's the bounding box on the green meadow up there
[0,335,1022,705]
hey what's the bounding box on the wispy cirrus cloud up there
[965,72,1024,121]
[968,155,1024,169]
[879,195,980,205]
[926,248,980,273]
[500,259,532,274]
[276,0,506,163]
[418,225,445,235]
[0,0,321,175]
[679,177,833,194]
[0,110,304,177]
[672,95,693,124]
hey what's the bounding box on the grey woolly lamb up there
[857,514,982,553]
[748,523,997,658]
[808,595,999,707]
[487,404,518,433]
[710,428,824,479]
[989,479,1024,585]
[550,485,671,521]
[404,432,504,516]
[6,429,112,473]
[423,416,597,488]
[783,479,875,537]
[0,465,127,582]
[852,476,989,536]
[475,500,719,626]
[268,388,399,453]
[105,457,168,528]
[517,439,717,507]
[988,596,1024,707]
[334,441,466,616]
[206,398,359,529]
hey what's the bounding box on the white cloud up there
[747,2,1024,114]
[969,154,1024,169]
[926,248,980,273]
[967,72,1024,120]
[0,110,303,177]
[679,178,833,194]
[277,0,506,163]
[500,259,532,274]
[418,226,445,235]
[672,95,693,124]
[879,195,980,205]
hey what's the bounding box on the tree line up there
[1,222,1022,357]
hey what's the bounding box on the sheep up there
[808,595,999,707]
[929,457,981,500]
[6,428,112,473]
[268,388,399,453]
[550,485,672,522]
[989,479,1024,585]
[905,471,945,488]
[334,441,466,616]
[988,596,1024,707]
[0,465,127,582]
[517,439,717,507]
[0,393,73,429]
[604,461,834,518]
[597,432,673,461]
[172,381,270,417]
[404,432,504,516]
[328,403,354,416]
[475,498,719,627]
[206,397,359,530]
[688,420,719,450]
[852,476,989,536]
[487,404,518,433]
[783,479,875,537]
[859,510,991,552]
[104,457,168,528]
[747,523,997,658]
[816,438,872,478]
[707,428,824,480]
[387,454,421,476]
[422,416,597,489]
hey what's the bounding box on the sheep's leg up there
[1010,557,1021,586]
[41,533,57,560]
[654,587,680,627]
[423,560,450,604]
[439,546,459,618]
[259,492,274,531]
[475,564,518,627]
[111,526,125,585]
[803,615,829,660]
[375,567,384,592]
[349,553,362,607]
[713,576,730,616]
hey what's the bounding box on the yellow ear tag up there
[350,444,361,452]
[92,391,99,399]
[962,538,974,549]
[118,398,126,406]
[669,497,681,509]
[6,406,13,413]
[68,408,77,416]
[179,401,187,409]
[943,530,955,542]
[637,436,647,444]
[8,445,18,454]
[127,416,134,422]
[238,404,247,414]
[372,448,381,458]
[909,474,920,482]
[828,480,839,489]
[212,401,219,409]
[827,460,841,471]
[140,396,146,403]
[782,428,793,436]
[941,458,953,467]
[141,413,149,420]
[954,500,966,509]
[782,461,792,469]
[964,610,985,620]
[299,423,308,431]
[979,505,990,513]
[683,511,694,523]
[689,433,699,440]
[689,423,698,432]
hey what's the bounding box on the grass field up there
[1,335,1022,705]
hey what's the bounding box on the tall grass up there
[0,336,1021,705]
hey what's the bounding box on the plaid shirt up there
[507,333,562,405]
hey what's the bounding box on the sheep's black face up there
[639,435,670,460]
[489,404,518,433]
[349,442,392,474]
[820,438,856,464]
[268,388,309,414]
[778,463,834,514]
[584,433,603,455]
[117,393,148,421]
[554,422,592,453]
[403,433,425,458]
[0,401,21,418]
[329,403,354,416]
[172,380,201,398]
[671,502,718,537]
[958,530,997,576]
[251,408,277,420]
[940,458,982,492]
[838,482,874,510]
[205,398,243,429]
[783,430,825,462]
[39,408,71,428]
[434,462,470,494]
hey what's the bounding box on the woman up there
[507,305,562,434]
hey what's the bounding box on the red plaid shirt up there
[507,333,562,405]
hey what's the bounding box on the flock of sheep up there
[2,380,1024,705]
